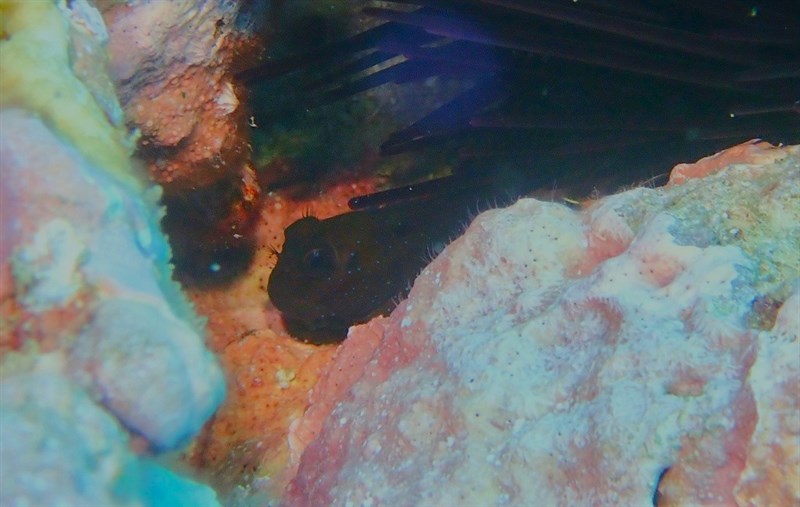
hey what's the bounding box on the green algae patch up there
[0,0,141,190]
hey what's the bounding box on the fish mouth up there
[280,313,351,345]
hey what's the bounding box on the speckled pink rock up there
[284,142,799,506]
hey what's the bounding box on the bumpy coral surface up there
[100,0,265,282]
[102,0,259,192]
[1,0,224,503]
[282,142,799,506]
[0,373,220,507]
[1,97,223,457]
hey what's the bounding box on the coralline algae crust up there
[285,143,799,506]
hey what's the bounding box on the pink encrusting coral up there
[284,141,799,506]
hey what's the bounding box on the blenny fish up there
[268,184,501,343]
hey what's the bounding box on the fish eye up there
[302,245,336,277]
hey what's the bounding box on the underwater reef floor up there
[1,0,798,505]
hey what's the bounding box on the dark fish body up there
[268,190,488,343]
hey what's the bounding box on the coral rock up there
[102,0,259,192]
[0,373,220,507]
[1,107,225,449]
[284,142,800,506]
[100,0,265,281]
[1,0,225,501]
[0,0,136,189]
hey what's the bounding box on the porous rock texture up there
[283,141,799,506]
[101,0,261,192]
[1,110,224,450]
[99,0,266,282]
[1,1,224,504]
[0,373,220,507]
